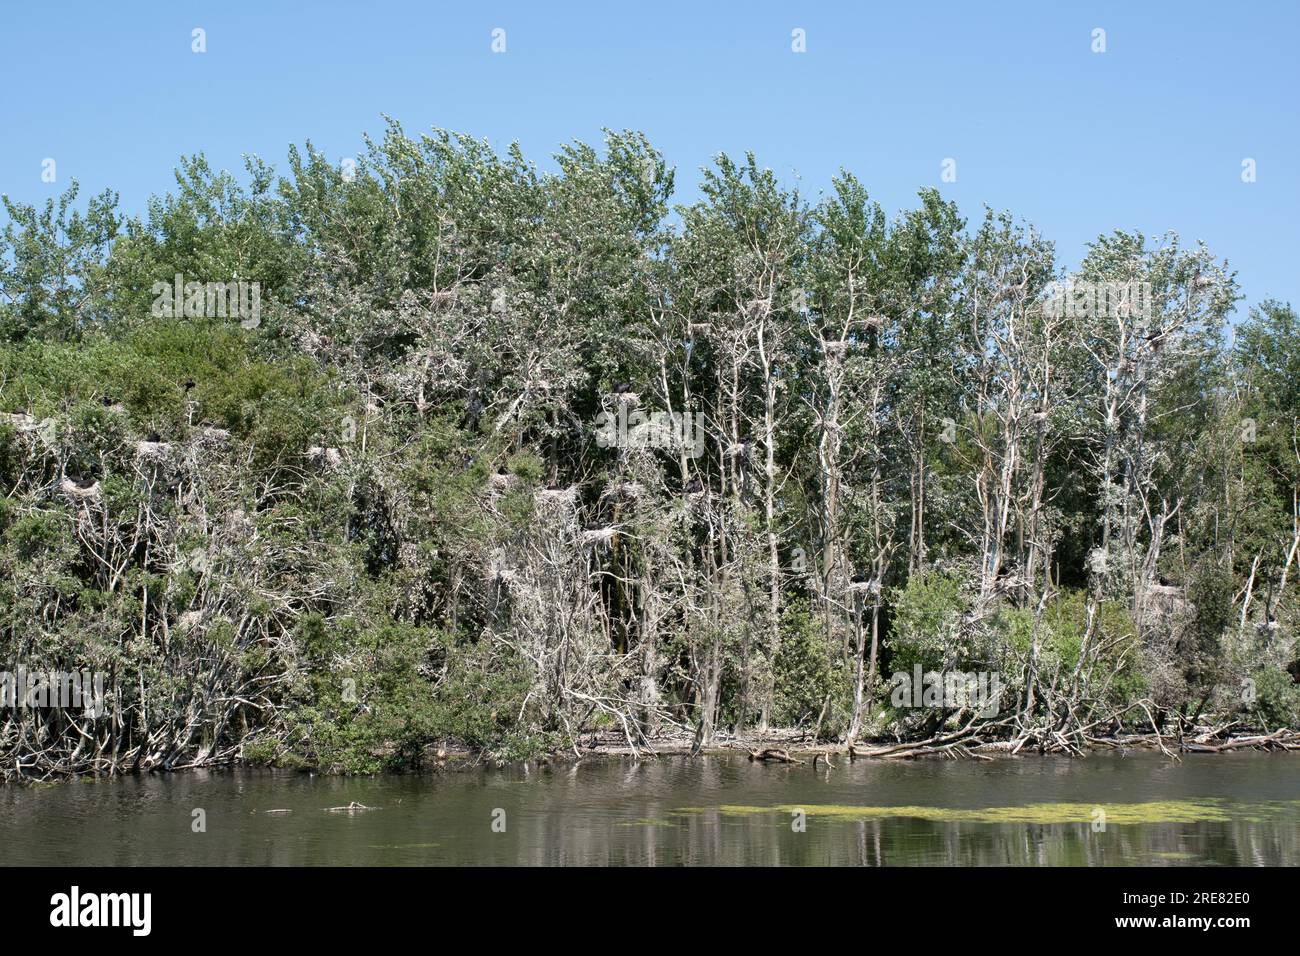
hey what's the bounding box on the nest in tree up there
[821,340,849,357]
[614,392,641,407]
[197,426,232,448]
[136,439,171,460]
[178,610,203,632]
[308,445,343,468]
[603,480,646,501]
[996,571,1029,593]
[582,527,618,548]
[429,289,458,309]
[535,486,577,506]
[1142,583,1189,619]
[488,472,520,492]
[60,477,101,500]
[846,580,876,597]
[862,314,885,328]
[688,322,711,337]
[482,562,517,586]
[298,329,332,354]
[2,412,40,433]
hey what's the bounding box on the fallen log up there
[748,748,805,764]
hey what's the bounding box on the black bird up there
[182,378,196,392]
[684,477,704,494]
[612,381,633,394]
[461,391,483,431]
[100,395,115,407]
[75,475,97,490]
[850,571,869,584]
[145,430,162,443]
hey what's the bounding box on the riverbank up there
[7,723,1299,784]
[454,724,1300,767]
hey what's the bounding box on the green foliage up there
[886,572,970,673]
[771,599,850,729]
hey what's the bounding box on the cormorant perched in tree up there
[461,391,483,432]
[182,378,196,392]
[612,381,633,394]
[850,571,869,584]
[146,431,162,443]
[737,435,753,495]
[684,477,704,494]
[100,395,115,407]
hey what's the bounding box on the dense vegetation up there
[2,123,1297,777]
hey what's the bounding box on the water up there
[3,752,1298,866]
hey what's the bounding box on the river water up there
[3,752,1297,865]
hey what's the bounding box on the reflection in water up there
[2,752,1297,866]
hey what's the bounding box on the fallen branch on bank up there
[748,747,804,764]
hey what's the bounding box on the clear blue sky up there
[2,1,1296,313]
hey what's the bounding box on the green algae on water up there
[673,798,1243,825]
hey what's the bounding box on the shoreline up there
[6,727,1299,785]
[548,726,1300,764]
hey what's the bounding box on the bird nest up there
[581,527,617,548]
[60,477,101,500]
[136,440,171,460]
[308,445,342,468]
[2,412,40,434]
[482,562,518,585]
[535,486,577,506]
[488,472,520,492]
[603,480,646,501]
[428,289,459,309]
[196,426,232,448]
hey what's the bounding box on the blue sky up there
[2,1,1296,313]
